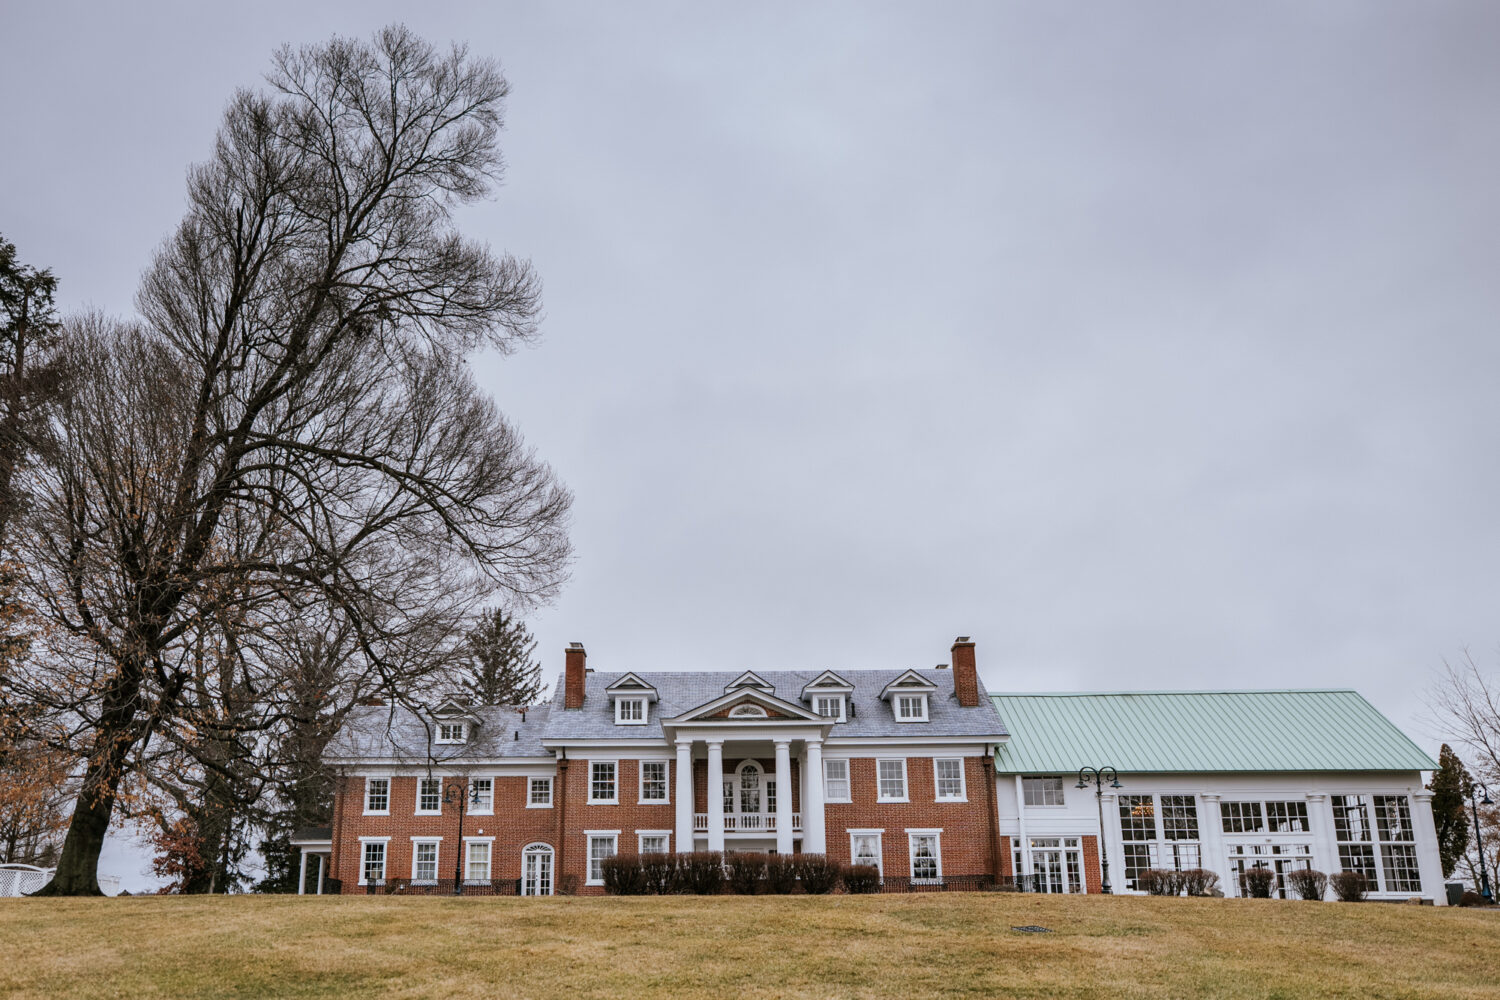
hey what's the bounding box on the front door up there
[522,846,553,896]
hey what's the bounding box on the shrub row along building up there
[295,638,1443,902]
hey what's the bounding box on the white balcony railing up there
[694,813,802,834]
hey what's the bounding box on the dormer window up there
[813,695,846,722]
[728,704,768,718]
[616,697,648,725]
[895,694,929,722]
[437,722,467,744]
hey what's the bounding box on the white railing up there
[694,813,802,834]
[0,864,50,897]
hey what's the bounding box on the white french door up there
[522,845,553,896]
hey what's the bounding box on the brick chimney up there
[951,636,979,707]
[564,642,587,709]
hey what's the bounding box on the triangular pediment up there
[665,686,825,724]
[725,670,775,694]
[800,670,854,699]
[605,672,659,700]
[430,698,478,720]
[879,669,939,700]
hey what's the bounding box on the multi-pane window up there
[824,759,851,801]
[739,766,762,813]
[615,698,646,724]
[1119,795,1156,840]
[1227,843,1314,899]
[814,696,845,721]
[877,759,907,801]
[895,695,927,721]
[437,722,465,744]
[413,842,438,882]
[640,761,668,802]
[1160,796,1199,840]
[767,779,777,815]
[470,778,493,813]
[1122,844,1156,890]
[417,777,441,813]
[722,779,734,814]
[466,841,491,882]
[850,832,882,874]
[1220,801,1264,834]
[1023,777,1065,807]
[588,835,617,884]
[934,759,965,801]
[528,777,552,807]
[1264,801,1308,833]
[590,761,617,803]
[362,841,386,884]
[1376,795,1421,892]
[909,833,941,883]
[365,778,389,814]
[1014,837,1085,894]
[640,835,668,854]
[1332,795,1377,884]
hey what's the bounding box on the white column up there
[1306,793,1340,881]
[1099,791,1123,894]
[706,740,725,854]
[775,740,794,855]
[804,739,826,854]
[1197,793,1228,892]
[1015,776,1031,885]
[1410,790,1447,904]
[298,848,309,895]
[675,740,695,852]
[316,855,325,895]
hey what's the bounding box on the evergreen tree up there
[1429,743,1471,878]
[459,608,542,705]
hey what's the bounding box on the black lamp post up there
[1077,766,1122,895]
[443,779,482,896]
[1471,781,1494,904]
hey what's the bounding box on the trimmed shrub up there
[1330,870,1368,902]
[601,854,648,895]
[764,854,798,894]
[682,851,725,895]
[1180,869,1220,897]
[1459,890,1483,907]
[727,852,768,895]
[557,873,579,896]
[641,853,680,895]
[1239,865,1276,899]
[1139,869,1178,896]
[796,854,840,895]
[843,864,881,894]
[1285,868,1327,901]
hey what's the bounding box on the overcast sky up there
[4,2,1498,889]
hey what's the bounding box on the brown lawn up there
[1,893,1496,999]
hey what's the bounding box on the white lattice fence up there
[0,865,51,897]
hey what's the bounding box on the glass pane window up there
[418,777,441,813]
[722,780,734,814]
[1220,801,1264,834]
[471,778,493,812]
[1332,795,1372,842]
[1160,796,1199,840]
[616,698,645,723]
[814,696,844,720]
[1374,796,1414,843]
[437,722,465,743]
[1381,844,1421,893]
[1122,843,1156,890]
[1264,801,1307,833]
[414,842,438,882]
[851,833,882,873]
[824,759,850,801]
[466,842,491,882]
[877,759,907,800]
[365,778,389,813]
[935,759,965,800]
[1338,843,1377,883]
[910,835,940,882]
[362,842,386,883]
[640,761,668,801]
[739,767,761,813]
[589,835,617,884]
[529,777,552,806]
[896,695,927,720]
[590,761,617,802]
[1119,795,1156,841]
[1022,777,1065,807]
[767,779,777,815]
[640,835,668,854]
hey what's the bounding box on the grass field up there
[2,894,1497,999]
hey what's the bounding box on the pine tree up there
[459,608,543,706]
[1429,743,1471,878]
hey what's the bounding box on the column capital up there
[805,737,823,751]
[1411,789,1434,802]
[773,737,792,749]
[674,738,694,750]
[1304,792,1327,802]
[704,738,724,749]
[1199,792,1222,802]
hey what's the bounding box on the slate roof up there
[323,703,552,763]
[541,668,1008,741]
[990,690,1436,774]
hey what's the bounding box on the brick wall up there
[1082,834,1102,893]
[560,757,678,894]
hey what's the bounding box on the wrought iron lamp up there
[1077,766,1122,895]
[443,779,483,896]
[1471,781,1494,904]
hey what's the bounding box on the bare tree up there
[8,27,571,895]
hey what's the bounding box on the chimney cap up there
[954,636,972,644]
[568,642,585,649]
[935,663,948,669]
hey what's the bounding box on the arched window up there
[521,843,554,896]
[729,704,768,718]
[738,760,762,814]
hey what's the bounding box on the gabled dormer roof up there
[724,670,775,694]
[429,698,480,723]
[604,672,659,702]
[665,686,826,725]
[879,669,939,701]
[800,670,854,699]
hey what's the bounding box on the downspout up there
[554,749,569,892]
[1014,774,1030,888]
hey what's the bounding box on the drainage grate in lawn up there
[1011,926,1053,933]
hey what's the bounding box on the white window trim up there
[615,697,649,725]
[469,776,494,816]
[415,776,443,816]
[1022,776,1067,808]
[637,830,672,854]
[521,842,556,897]
[907,828,944,883]
[932,758,967,802]
[527,775,554,808]
[362,776,391,816]
[848,828,884,876]
[585,830,621,886]
[876,758,909,803]
[435,722,468,744]
[588,760,619,805]
[462,836,495,884]
[823,757,852,803]
[357,836,391,886]
[638,759,671,805]
[410,838,442,882]
[813,694,847,723]
[894,693,929,723]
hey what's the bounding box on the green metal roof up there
[990,690,1436,774]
